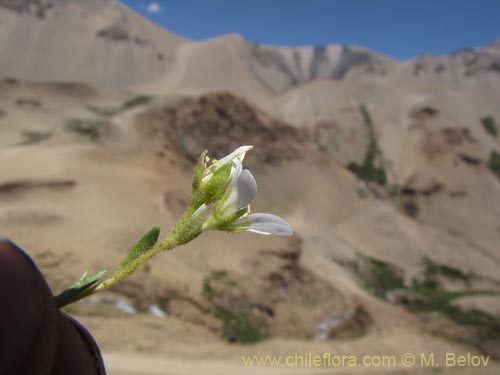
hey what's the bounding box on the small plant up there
[341,254,404,299]
[360,256,404,298]
[202,270,240,301]
[20,130,52,145]
[481,116,498,138]
[86,105,119,117]
[488,150,500,180]
[202,270,269,344]
[53,146,292,309]
[422,257,471,285]
[86,95,152,118]
[65,118,110,142]
[122,95,151,110]
[217,307,269,344]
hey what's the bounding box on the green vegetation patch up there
[421,257,471,285]
[361,257,404,299]
[20,130,52,145]
[86,105,119,118]
[340,254,404,299]
[443,307,500,334]
[202,270,268,344]
[65,118,110,142]
[347,105,387,186]
[202,270,240,301]
[122,95,151,110]
[481,116,498,138]
[341,254,500,337]
[488,150,500,180]
[86,95,152,118]
[410,280,500,337]
[216,307,269,344]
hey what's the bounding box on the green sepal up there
[54,269,107,308]
[117,226,160,271]
[205,206,249,232]
[219,207,249,229]
[192,149,207,192]
[168,204,208,246]
[192,162,232,207]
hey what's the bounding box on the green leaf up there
[118,226,160,271]
[55,269,107,308]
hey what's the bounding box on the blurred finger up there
[52,312,106,375]
[0,237,59,375]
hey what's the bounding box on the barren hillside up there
[0,0,186,86]
[0,2,500,374]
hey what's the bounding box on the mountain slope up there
[2,1,499,99]
[1,2,500,368]
[0,0,187,86]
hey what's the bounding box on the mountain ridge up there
[1,1,499,93]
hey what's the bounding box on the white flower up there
[206,147,293,236]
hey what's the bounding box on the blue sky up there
[121,0,500,61]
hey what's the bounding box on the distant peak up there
[0,0,55,16]
[489,38,500,50]
[0,0,113,17]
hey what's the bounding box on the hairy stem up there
[95,207,198,293]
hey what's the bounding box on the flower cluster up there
[193,146,293,236]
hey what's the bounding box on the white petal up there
[235,169,257,209]
[220,168,257,215]
[202,146,253,183]
[214,145,253,171]
[230,158,243,182]
[231,213,293,236]
[219,160,242,213]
